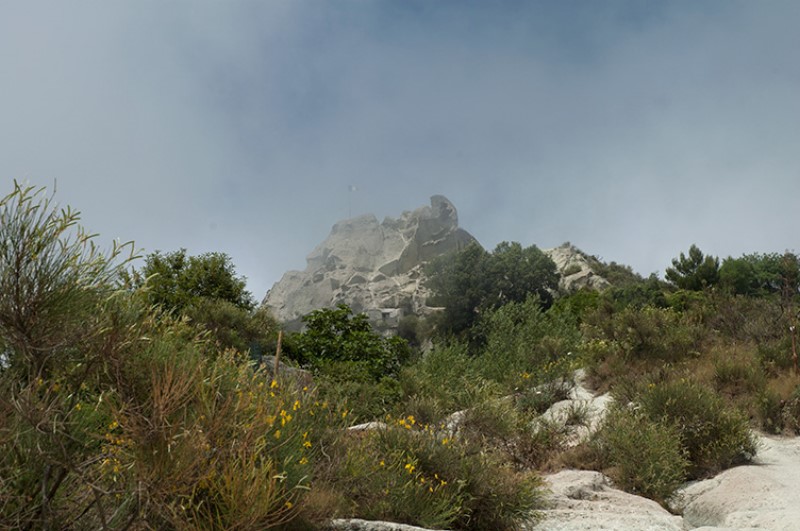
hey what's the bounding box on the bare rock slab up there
[527,470,684,531]
[674,434,800,531]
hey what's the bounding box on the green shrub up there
[316,368,403,421]
[289,304,411,380]
[478,295,581,387]
[398,344,500,425]
[637,379,757,478]
[756,388,786,434]
[329,423,544,530]
[516,379,573,415]
[758,338,796,374]
[782,385,800,434]
[583,305,702,381]
[593,407,688,504]
[713,357,767,397]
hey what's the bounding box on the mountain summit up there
[262,195,477,331]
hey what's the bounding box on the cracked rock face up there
[262,195,477,331]
[544,242,611,292]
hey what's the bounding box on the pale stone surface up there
[263,195,477,331]
[539,369,613,447]
[328,519,445,531]
[544,242,611,292]
[527,470,685,531]
[673,434,800,531]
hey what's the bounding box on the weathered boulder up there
[672,434,800,531]
[263,196,477,331]
[327,519,444,531]
[544,242,611,292]
[529,470,685,531]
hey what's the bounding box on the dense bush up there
[286,304,412,421]
[477,295,581,387]
[635,379,757,478]
[425,241,558,337]
[582,304,703,391]
[324,422,545,530]
[592,407,688,504]
[126,248,255,312]
[289,304,410,380]
[399,343,499,425]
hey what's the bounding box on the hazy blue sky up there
[3,1,799,299]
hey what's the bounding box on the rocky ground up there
[527,376,800,531]
[339,373,800,531]
[528,432,800,531]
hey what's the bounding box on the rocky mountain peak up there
[263,195,477,331]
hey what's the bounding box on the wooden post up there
[791,325,798,375]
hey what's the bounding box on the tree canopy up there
[665,244,720,291]
[425,241,559,336]
[719,252,800,297]
[289,304,410,380]
[128,248,254,312]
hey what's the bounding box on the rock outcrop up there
[544,242,611,292]
[263,196,477,331]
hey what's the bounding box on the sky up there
[2,1,800,300]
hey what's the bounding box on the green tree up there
[665,244,719,291]
[128,248,254,313]
[718,252,800,297]
[125,249,275,356]
[426,241,558,336]
[290,304,410,380]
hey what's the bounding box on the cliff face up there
[262,195,477,331]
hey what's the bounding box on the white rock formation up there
[544,242,611,292]
[263,195,477,330]
[528,470,685,531]
[673,434,800,531]
[328,519,445,531]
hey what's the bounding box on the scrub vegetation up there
[2,182,799,529]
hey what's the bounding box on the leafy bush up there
[290,304,410,380]
[425,241,558,337]
[0,183,349,530]
[636,379,757,478]
[125,248,255,312]
[713,356,766,398]
[478,295,581,388]
[399,344,500,425]
[326,423,544,530]
[593,407,688,504]
[516,379,573,415]
[184,297,279,358]
[782,385,800,434]
[584,305,702,364]
[758,337,797,374]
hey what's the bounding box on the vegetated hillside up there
[2,182,799,531]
